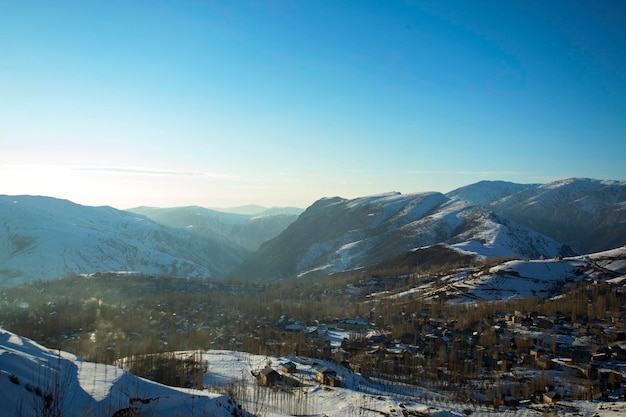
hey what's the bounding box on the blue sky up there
[1,1,625,209]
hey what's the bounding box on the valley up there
[1,246,626,416]
[1,178,625,416]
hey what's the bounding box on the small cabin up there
[281,361,297,373]
[257,367,281,387]
[543,391,558,403]
[282,374,300,387]
[326,374,342,387]
[314,365,339,385]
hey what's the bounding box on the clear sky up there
[1,1,625,209]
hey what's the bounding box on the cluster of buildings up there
[255,361,341,389]
[272,303,626,404]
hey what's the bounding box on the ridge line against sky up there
[1,1,625,209]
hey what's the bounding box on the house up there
[348,362,362,374]
[535,318,554,330]
[282,374,300,387]
[543,391,558,403]
[368,334,388,344]
[536,356,554,370]
[599,369,623,391]
[581,383,603,401]
[503,395,518,406]
[281,361,297,373]
[257,367,281,387]
[530,342,543,353]
[339,319,369,331]
[471,393,490,404]
[326,374,342,387]
[314,365,338,385]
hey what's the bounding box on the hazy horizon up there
[3,176,624,212]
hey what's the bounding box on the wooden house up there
[542,391,558,403]
[281,361,297,373]
[282,374,300,388]
[314,365,338,385]
[257,367,281,387]
[326,374,342,387]
[600,369,623,391]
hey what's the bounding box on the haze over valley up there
[1,178,625,417]
[2,1,625,416]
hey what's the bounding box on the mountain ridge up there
[1,177,623,287]
[446,177,626,253]
[233,191,573,280]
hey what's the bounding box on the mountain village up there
[1,179,625,417]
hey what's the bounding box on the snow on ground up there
[388,246,626,303]
[0,328,243,417]
[410,258,573,303]
[451,240,516,259]
[0,195,223,286]
[586,246,626,273]
[2,327,624,417]
[195,350,624,417]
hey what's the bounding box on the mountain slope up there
[233,192,571,280]
[446,180,539,207]
[409,246,626,303]
[128,205,300,252]
[448,178,626,253]
[3,178,621,286]
[0,328,245,417]
[0,196,246,287]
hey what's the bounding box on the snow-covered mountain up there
[2,178,622,287]
[446,180,537,207]
[447,178,626,253]
[0,196,247,287]
[128,205,301,252]
[233,192,572,280]
[0,328,246,417]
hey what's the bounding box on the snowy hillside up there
[5,327,621,417]
[398,199,568,260]
[447,178,626,253]
[234,192,571,280]
[0,196,246,287]
[0,328,246,417]
[2,178,621,286]
[446,180,539,207]
[396,246,626,303]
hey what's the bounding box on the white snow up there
[2,327,623,417]
[293,191,565,279]
[376,246,626,304]
[0,195,246,287]
[0,328,243,417]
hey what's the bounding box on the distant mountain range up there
[128,205,302,252]
[0,196,247,287]
[0,178,624,286]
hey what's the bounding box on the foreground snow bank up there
[0,328,244,417]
